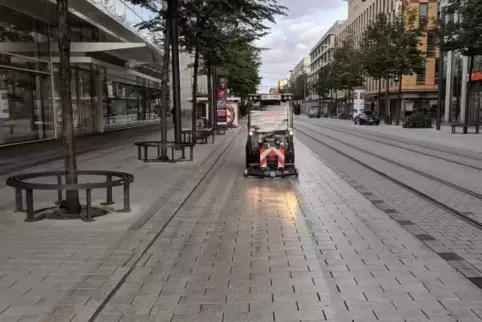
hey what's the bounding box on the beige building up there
[338,0,439,118]
[289,56,311,96]
[308,21,345,88]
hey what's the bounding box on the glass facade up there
[0,5,54,145]
[0,3,162,146]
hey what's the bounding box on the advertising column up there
[216,76,228,126]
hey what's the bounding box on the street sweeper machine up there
[244,92,298,178]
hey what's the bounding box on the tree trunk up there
[207,63,213,127]
[396,75,402,125]
[160,2,171,161]
[385,76,391,124]
[377,79,382,118]
[464,55,474,132]
[56,0,80,214]
[191,47,200,145]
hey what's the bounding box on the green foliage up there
[310,66,332,100]
[403,112,433,128]
[291,73,308,101]
[360,13,394,81]
[128,0,287,100]
[442,0,482,56]
[391,3,425,77]
[333,36,364,91]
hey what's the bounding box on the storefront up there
[0,2,163,146]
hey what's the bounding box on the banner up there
[216,75,228,125]
[226,101,238,127]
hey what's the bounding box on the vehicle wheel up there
[317,116,321,118]
[359,120,363,125]
[376,121,380,125]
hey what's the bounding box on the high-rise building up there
[308,21,345,87]
[0,0,205,146]
[339,0,439,118]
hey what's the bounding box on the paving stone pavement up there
[296,125,482,281]
[313,117,482,154]
[297,121,482,224]
[38,134,482,322]
[0,125,240,322]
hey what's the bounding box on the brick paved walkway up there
[0,125,238,322]
[14,134,479,321]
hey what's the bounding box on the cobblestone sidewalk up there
[35,135,482,322]
[0,126,240,322]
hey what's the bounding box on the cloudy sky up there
[256,0,348,92]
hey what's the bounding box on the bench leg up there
[117,183,131,212]
[137,146,142,160]
[144,146,148,162]
[463,126,468,134]
[84,189,94,222]
[477,125,480,134]
[190,145,193,161]
[15,188,23,212]
[101,175,114,205]
[25,189,35,222]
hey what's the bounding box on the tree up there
[292,73,308,101]
[441,0,482,127]
[391,3,425,125]
[310,65,332,111]
[360,13,394,119]
[57,0,81,215]
[134,0,286,142]
[333,36,364,116]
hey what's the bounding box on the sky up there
[256,0,348,92]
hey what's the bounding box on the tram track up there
[295,124,482,230]
[300,120,482,171]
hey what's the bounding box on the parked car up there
[354,110,380,125]
[308,106,321,118]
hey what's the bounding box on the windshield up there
[250,101,291,132]
[310,107,320,112]
[362,111,373,116]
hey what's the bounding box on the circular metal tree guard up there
[6,170,134,222]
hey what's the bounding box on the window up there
[419,3,428,24]
[415,63,426,85]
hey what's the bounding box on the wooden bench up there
[450,123,482,134]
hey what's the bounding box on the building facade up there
[308,20,345,94]
[339,0,439,119]
[289,56,311,83]
[0,0,204,146]
[439,0,482,124]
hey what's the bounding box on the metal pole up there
[170,0,182,145]
[436,4,444,130]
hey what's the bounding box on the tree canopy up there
[442,0,482,56]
